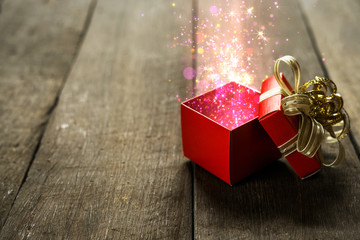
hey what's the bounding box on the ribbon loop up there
[273,56,350,168]
[297,115,324,158]
[274,55,301,95]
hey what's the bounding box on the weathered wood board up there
[300,0,360,149]
[0,0,359,238]
[194,137,360,239]
[193,0,360,239]
[0,0,193,239]
[0,0,94,230]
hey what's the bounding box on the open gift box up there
[181,82,280,185]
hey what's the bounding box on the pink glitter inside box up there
[184,82,259,130]
[181,82,280,185]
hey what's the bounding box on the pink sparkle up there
[183,67,196,80]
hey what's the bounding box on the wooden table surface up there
[0,0,359,239]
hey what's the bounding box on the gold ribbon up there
[269,55,350,167]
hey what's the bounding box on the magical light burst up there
[171,0,282,98]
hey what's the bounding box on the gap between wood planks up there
[296,0,360,161]
[191,1,199,239]
[0,0,98,230]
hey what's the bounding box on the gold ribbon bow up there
[273,56,350,167]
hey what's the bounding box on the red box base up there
[181,82,281,185]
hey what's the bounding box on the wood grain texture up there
[0,0,193,239]
[299,0,360,147]
[194,138,360,239]
[194,0,360,239]
[0,0,94,230]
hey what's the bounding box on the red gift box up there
[258,75,322,178]
[181,82,281,185]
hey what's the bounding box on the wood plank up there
[194,0,360,238]
[0,0,193,239]
[299,0,360,148]
[0,0,94,230]
[194,138,360,239]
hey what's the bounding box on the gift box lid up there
[258,74,298,146]
[258,74,321,179]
